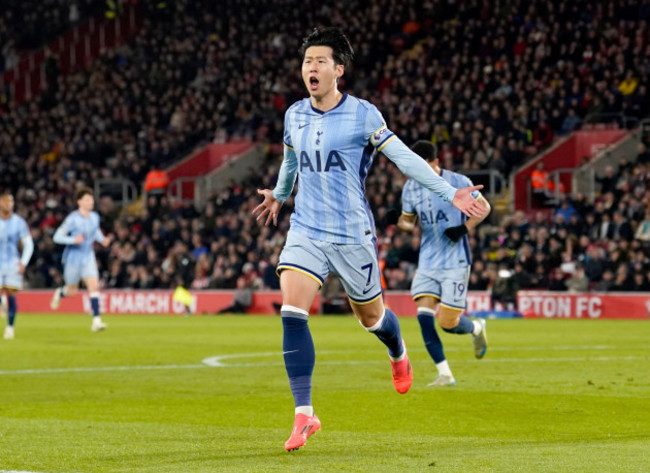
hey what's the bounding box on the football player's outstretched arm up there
[381,137,484,217]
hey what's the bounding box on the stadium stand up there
[0,0,106,73]
[1,0,649,292]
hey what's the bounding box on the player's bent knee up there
[437,307,463,329]
[65,285,79,296]
[351,298,384,327]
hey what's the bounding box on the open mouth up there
[309,77,319,90]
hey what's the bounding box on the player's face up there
[0,195,14,215]
[302,46,343,100]
[78,194,94,212]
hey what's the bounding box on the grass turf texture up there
[0,315,648,473]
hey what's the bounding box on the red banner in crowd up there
[15,290,649,319]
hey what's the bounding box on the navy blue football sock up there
[281,307,315,408]
[441,315,474,334]
[7,295,16,327]
[90,296,100,317]
[367,308,404,359]
[417,310,446,363]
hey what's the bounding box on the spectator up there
[607,211,634,241]
[490,265,519,311]
[565,265,589,293]
[631,272,650,292]
[593,270,615,292]
[216,275,253,314]
[548,269,568,291]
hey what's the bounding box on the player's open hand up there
[17,262,25,275]
[252,189,283,226]
[74,234,85,244]
[452,185,487,217]
[102,234,113,247]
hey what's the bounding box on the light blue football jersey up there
[273,93,396,244]
[0,214,30,270]
[402,170,478,270]
[53,210,105,266]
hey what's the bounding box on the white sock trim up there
[364,309,386,332]
[417,307,436,316]
[281,305,309,316]
[472,320,482,336]
[389,341,406,362]
[436,360,453,377]
[295,406,314,416]
[89,292,100,298]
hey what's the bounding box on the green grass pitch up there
[0,314,649,472]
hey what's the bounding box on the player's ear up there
[336,64,344,79]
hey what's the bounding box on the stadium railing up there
[462,170,505,201]
[94,178,139,207]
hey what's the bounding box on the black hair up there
[300,27,354,68]
[410,140,438,162]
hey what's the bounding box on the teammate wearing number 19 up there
[253,27,486,452]
[398,141,491,387]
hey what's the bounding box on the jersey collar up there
[310,92,348,115]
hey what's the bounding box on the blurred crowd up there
[1,0,649,293]
[16,148,650,294]
[0,0,104,73]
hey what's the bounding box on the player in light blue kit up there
[0,192,34,340]
[252,27,486,451]
[398,141,491,387]
[51,187,112,332]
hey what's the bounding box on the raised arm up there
[380,137,484,217]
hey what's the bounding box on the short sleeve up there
[365,104,395,151]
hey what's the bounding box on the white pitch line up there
[0,364,206,375]
[1,353,647,376]
[0,470,51,473]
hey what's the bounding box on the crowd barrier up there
[14,290,650,319]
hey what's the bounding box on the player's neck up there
[0,212,10,220]
[310,88,342,112]
[78,208,90,218]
